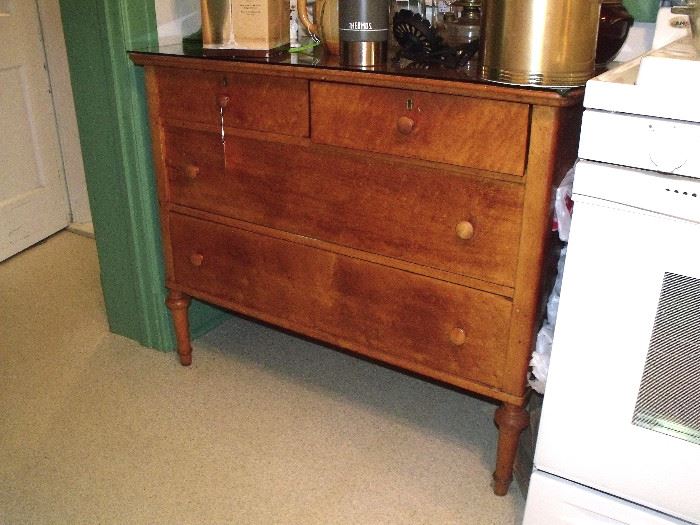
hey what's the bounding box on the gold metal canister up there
[481,0,603,87]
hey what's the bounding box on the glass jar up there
[444,0,480,47]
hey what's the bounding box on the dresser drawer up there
[163,127,224,201]
[169,213,511,387]
[311,82,530,176]
[164,127,524,287]
[156,67,309,136]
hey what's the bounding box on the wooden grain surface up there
[163,125,524,287]
[169,212,512,389]
[311,82,530,176]
[501,105,582,399]
[156,66,309,136]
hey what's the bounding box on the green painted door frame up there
[59,0,226,350]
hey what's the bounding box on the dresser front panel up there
[156,67,309,137]
[169,212,512,387]
[163,126,524,287]
[310,82,530,176]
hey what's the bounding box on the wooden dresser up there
[130,48,583,496]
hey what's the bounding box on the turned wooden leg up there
[492,402,529,496]
[165,290,193,366]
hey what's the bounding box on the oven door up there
[533,163,700,523]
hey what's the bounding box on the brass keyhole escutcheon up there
[406,98,414,110]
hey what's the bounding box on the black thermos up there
[339,0,388,67]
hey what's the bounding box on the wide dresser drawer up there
[163,126,524,287]
[168,212,512,388]
[156,67,309,136]
[311,82,530,176]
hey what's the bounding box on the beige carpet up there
[0,231,525,524]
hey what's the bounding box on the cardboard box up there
[202,0,289,56]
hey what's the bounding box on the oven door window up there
[633,271,700,445]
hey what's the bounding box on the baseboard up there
[67,222,95,239]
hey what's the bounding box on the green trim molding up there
[59,0,227,350]
[623,0,659,23]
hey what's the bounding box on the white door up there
[0,0,70,262]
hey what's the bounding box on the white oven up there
[528,160,700,524]
[524,10,700,524]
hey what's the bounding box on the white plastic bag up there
[528,243,568,394]
[530,166,575,393]
[554,167,575,242]
[529,324,553,395]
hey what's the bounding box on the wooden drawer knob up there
[450,327,466,346]
[455,221,475,240]
[189,253,204,267]
[217,94,230,110]
[397,116,415,135]
[184,164,200,180]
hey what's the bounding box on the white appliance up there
[523,9,700,525]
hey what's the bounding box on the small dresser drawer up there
[157,67,309,136]
[163,127,524,287]
[311,82,530,176]
[169,213,512,388]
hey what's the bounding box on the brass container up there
[481,0,603,87]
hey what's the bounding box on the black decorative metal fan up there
[392,9,443,58]
[392,9,478,69]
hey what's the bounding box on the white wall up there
[155,0,201,46]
